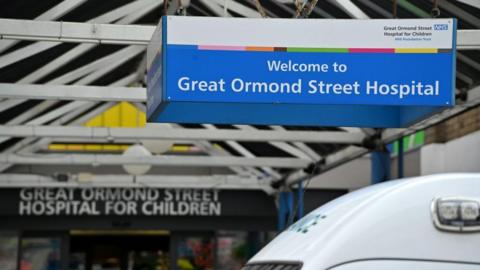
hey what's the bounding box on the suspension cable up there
[431,0,440,18]
[392,0,398,18]
[296,0,319,18]
[254,0,268,18]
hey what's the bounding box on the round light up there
[461,202,480,221]
[141,139,173,154]
[438,201,459,220]
[141,123,174,154]
[122,144,152,175]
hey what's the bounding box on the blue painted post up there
[371,149,391,184]
[398,138,404,178]
[277,191,294,232]
[296,182,304,220]
[277,192,285,232]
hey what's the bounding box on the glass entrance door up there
[69,230,170,270]
[19,232,67,270]
[172,232,215,270]
[0,232,19,270]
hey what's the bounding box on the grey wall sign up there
[0,187,344,230]
[18,188,221,217]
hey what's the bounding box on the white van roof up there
[249,174,480,270]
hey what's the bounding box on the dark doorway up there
[69,231,170,270]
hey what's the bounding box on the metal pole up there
[371,148,391,184]
[296,182,304,220]
[277,192,286,232]
[398,138,404,178]
[277,191,294,232]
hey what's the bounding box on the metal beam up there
[0,102,100,172]
[199,0,233,16]
[0,0,88,54]
[2,75,140,165]
[310,6,335,18]
[234,125,315,160]
[91,0,162,24]
[15,103,112,155]
[0,19,478,49]
[0,41,61,70]
[397,0,430,18]
[271,125,322,161]
[0,174,274,191]
[19,44,98,84]
[1,100,90,142]
[210,0,263,17]
[0,153,310,169]
[0,0,160,70]
[116,1,165,24]
[202,124,282,179]
[457,70,475,86]
[0,84,145,102]
[0,19,154,45]
[47,45,145,85]
[0,2,159,154]
[456,0,480,10]
[432,0,480,29]
[6,45,144,133]
[193,140,262,177]
[457,30,480,50]
[0,72,143,172]
[356,0,393,18]
[0,99,25,113]
[457,52,480,72]
[0,125,366,144]
[328,0,369,19]
[6,101,58,125]
[19,1,162,84]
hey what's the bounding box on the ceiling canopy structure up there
[0,0,479,192]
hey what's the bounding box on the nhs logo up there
[434,24,448,30]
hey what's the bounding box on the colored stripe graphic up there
[395,48,438,53]
[196,45,444,54]
[246,46,274,51]
[198,45,245,51]
[287,47,348,53]
[348,48,395,53]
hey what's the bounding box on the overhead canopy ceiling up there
[0,0,479,191]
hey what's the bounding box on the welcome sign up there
[147,17,456,127]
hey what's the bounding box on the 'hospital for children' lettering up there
[18,188,221,216]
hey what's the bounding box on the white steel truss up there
[0,153,310,169]
[0,0,479,191]
[0,19,479,50]
[0,125,366,144]
[0,83,146,102]
[0,174,274,192]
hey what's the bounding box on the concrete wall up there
[308,149,420,191]
[308,156,372,191]
[421,129,480,174]
[391,150,421,179]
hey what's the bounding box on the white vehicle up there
[245,174,480,270]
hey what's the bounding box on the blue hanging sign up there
[147,16,456,127]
